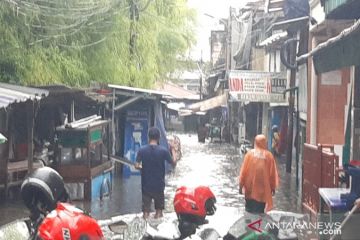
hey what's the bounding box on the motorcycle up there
[239,139,253,155]
[0,167,104,240]
[208,125,221,143]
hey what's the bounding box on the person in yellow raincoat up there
[239,134,279,213]
[271,125,280,157]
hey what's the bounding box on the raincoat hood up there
[254,134,267,150]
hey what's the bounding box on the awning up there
[179,93,228,116]
[155,82,199,100]
[259,31,288,47]
[297,19,360,74]
[108,84,172,98]
[321,0,360,20]
[187,93,227,112]
[166,102,186,111]
[0,83,49,109]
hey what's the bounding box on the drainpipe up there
[310,37,318,145]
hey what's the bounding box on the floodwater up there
[0,133,301,226]
[83,133,301,220]
[81,133,245,220]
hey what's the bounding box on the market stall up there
[55,116,113,200]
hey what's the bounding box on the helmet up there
[21,167,68,216]
[272,125,278,131]
[36,202,104,240]
[174,186,216,224]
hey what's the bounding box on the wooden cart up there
[55,118,113,200]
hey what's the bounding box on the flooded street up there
[86,133,301,220]
[0,133,301,226]
[164,134,243,211]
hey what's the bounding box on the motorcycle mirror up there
[108,220,128,234]
[107,217,147,240]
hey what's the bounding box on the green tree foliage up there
[0,0,196,87]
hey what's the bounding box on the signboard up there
[123,109,149,177]
[229,71,287,103]
[321,70,342,86]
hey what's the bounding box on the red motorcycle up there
[0,167,104,240]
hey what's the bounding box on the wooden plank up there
[107,155,135,167]
[27,101,34,173]
[58,165,91,179]
[90,161,112,177]
[7,160,43,173]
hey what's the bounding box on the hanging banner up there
[123,109,149,177]
[229,71,287,103]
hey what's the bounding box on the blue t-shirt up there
[136,144,172,193]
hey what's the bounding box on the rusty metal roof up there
[0,83,49,109]
[156,82,199,100]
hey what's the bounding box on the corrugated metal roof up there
[0,83,49,109]
[297,19,360,63]
[259,31,288,47]
[156,82,199,100]
[108,84,171,97]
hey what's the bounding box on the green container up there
[90,129,102,143]
[57,130,88,148]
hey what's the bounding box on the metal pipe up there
[296,88,300,188]
[114,96,141,111]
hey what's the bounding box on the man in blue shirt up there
[135,127,175,219]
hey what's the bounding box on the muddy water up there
[164,134,244,212]
[0,133,301,226]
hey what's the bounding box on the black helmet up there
[21,167,68,216]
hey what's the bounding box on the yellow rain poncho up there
[239,134,279,212]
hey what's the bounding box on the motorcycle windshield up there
[0,220,30,240]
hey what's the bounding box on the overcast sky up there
[187,0,247,62]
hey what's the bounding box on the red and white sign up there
[229,71,287,103]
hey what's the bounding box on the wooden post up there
[1,109,9,200]
[27,101,34,173]
[107,123,111,161]
[87,128,91,169]
[111,89,116,155]
[70,100,75,122]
